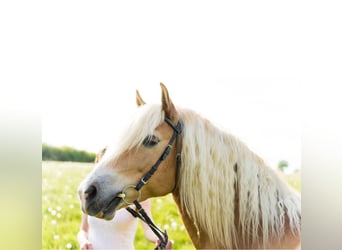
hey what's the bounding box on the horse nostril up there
[85,185,97,201]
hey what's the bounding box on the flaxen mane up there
[178,108,301,249]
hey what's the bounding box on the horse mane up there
[106,104,301,248]
[178,108,301,249]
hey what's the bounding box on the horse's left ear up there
[160,82,177,121]
[136,90,146,107]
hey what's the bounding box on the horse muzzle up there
[78,182,122,220]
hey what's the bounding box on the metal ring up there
[121,185,141,205]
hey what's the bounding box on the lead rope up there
[126,201,168,250]
[125,117,182,250]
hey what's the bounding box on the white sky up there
[40,2,302,172]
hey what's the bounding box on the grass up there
[283,171,301,191]
[42,161,300,250]
[42,161,92,250]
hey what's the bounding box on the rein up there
[118,117,182,250]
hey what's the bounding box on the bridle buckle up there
[141,176,148,185]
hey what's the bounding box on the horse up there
[78,83,301,249]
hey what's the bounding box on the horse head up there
[78,83,181,220]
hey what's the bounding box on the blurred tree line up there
[42,143,96,162]
[278,160,289,172]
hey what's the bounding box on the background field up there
[42,161,300,250]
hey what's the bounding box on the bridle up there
[116,117,182,250]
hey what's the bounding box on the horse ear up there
[160,82,177,121]
[136,90,146,106]
[95,147,107,164]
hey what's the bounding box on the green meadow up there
[42,161,300,250]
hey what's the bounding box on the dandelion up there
[69,204,74,209]
[53,235,60,240]
[51,219,57,225]
[56,206,62,211]
[67,194,73,199]
[171,221,178,230]
[51,210,57,216]
[66,243,72,249]
[57,213,61,218]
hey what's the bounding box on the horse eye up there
[142,135,160,148]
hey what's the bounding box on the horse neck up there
[175,110,300,248]
[171,191,215,249]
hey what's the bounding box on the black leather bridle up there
[117,117,182,250]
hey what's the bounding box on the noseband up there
[118,117,182,250]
